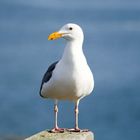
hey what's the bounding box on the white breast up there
[42,58,94,101]
[41,40,94,101]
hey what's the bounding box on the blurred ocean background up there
[0,0,140,139]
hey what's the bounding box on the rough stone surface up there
[25,129,94,140]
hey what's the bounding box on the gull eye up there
[69,27,73,30]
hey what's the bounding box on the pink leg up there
[67,100,81,132]
[75,100,80,131]
[67,100,89,132]
[50,100,64,133]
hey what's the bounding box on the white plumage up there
[40,23,94,132]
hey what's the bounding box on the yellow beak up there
[48,32,63,40]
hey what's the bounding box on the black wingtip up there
[39,61,59,98]
[39,91,44,98]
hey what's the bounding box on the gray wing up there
[39,61,59,97]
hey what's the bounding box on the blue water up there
[0,0,140,140]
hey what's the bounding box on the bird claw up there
[49,128,64,133]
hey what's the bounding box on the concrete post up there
[25,129,94,140]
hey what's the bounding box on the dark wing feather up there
[39,61,59,97]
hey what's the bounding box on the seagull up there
[40,23,94,132]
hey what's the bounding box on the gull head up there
[48,23,84,41]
